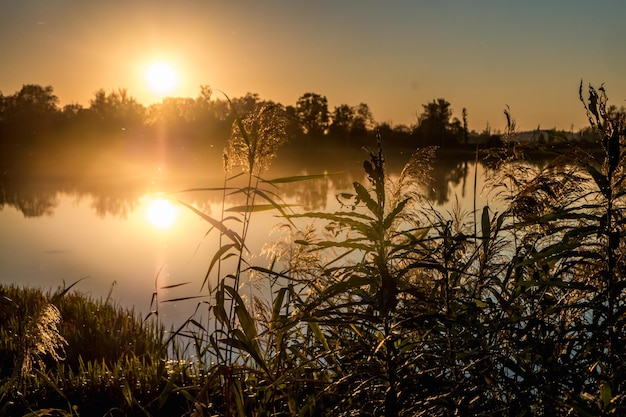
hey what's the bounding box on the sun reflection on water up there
[146,198,177,229]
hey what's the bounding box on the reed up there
[2,84,626,416]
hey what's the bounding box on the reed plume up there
[21,303,67,375]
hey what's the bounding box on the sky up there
[1,0,625,132]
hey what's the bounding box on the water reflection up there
[0,148,551,327]
[424,158,471,206]
[0,179,60,217]
[0,150,511,219]
[146,198,177,229]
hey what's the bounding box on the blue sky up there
[1,0,625,131]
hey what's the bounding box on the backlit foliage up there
[3,85,626,416]
[20,304,67,376]
[226,103,287,175]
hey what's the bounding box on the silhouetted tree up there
[12,84,59,117]
[88,88,145,132]
[413,98,462,148]
[146,97,200,153]
[0,84,60,150]
[352,103,375,136]
[330,104,354,136]
[187,86,233,146]
[295,92,329,136]
[56,103,87,141]
[193,85,227,123]
[328,102,375,147]
[61,103,85,118]
[378,122,415,149]
[197,85,213,107]
[283,105,302,143]
[148,97,197,126]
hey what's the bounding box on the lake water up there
[0,148,497,327]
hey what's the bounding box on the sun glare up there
[145,62,179,96]
[146,198,177,229]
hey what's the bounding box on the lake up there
[0,148,498,328]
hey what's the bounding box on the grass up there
[0,283,200,416]
[1,84,626,416]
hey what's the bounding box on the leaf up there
[189,319,206,331]
[601,382,613,410]
[267,172,340,184]
[363,159,376,180]
[608,131,620,173]
[270,287,288,330]
[121,379,134,407]
[225,329,269,375]
[159,371,177,409]
[202,252,237,290]
[289,211,374,237]
[160,281,191,290]
[303,239,372,251]
[213,290,228,324]
[169,186,240,194]
[51,276,90,303]
[475,299,488,308]
[353,181,380,216]
[225,204,289,213]
[291,210,372,222]
[207,243,238,279]
[383,198,408,229]
[223,286,259,339]
[584,163,611,199]
[177,199,243,247]
[481,205,491,249]
[235,302,259,342]
[308,275,374,311]
[161,295,209,303]
[248,265,293,281]
[33,369,68,402]
[251,188,293,220]
[21,410,72,417]
[308,320,331,352]
[588,84,599,120]
[120,379,151,417]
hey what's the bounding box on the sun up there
[146,198,177,229]
[145,62,179,96]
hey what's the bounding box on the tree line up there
[0,84,495,153]
[1,84,608,178]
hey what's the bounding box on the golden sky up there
[1,0,625,131]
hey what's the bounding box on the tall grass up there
[0,283,188,416]
[170,99,301,416]
[176,84,626,416]
[2,84,625,416]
